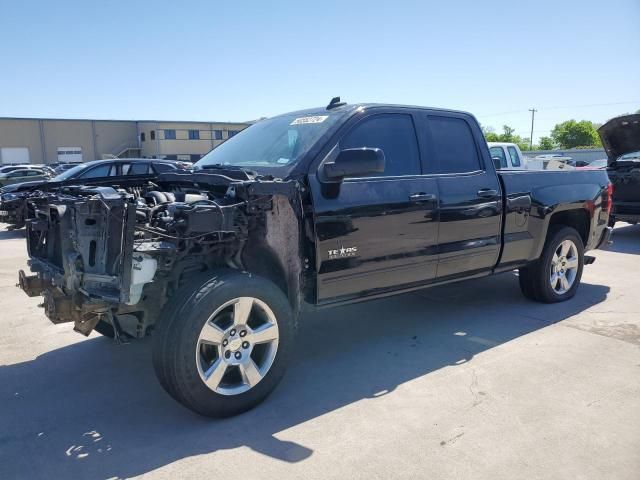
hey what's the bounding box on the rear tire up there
[518,226,584,303]
[152,270,295,417]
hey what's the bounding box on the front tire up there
[152,270,295,417]
[519,226,584,303]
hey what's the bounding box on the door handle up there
[477,189,498,198]
[409,193,437,202]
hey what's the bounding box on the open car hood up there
[598,114,640,164]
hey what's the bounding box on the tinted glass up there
[507,146,521,167]
[53,163,89,181]
[429,116,481,173]
[79,164,114,178]
[489,146,507,169]
[153,163,175,173]
[340,114,420,176]
[129,162,150,175]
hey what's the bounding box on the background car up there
[575,158,608,170]
[0,164,51,175]
[52,163,79,174]
[0,168,50,186]
[0,158,186,229]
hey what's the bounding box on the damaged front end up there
[18,171,306,339]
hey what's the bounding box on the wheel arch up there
[547,208,590,246]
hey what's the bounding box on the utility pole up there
[528,108,537,149]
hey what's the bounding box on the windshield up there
[195,112,345,171]
[52,163,89,181]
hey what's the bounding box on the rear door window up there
[428,116,482,173]
[340,114,421,177]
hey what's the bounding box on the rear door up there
[310,110,440,301]
[424,113,503,280]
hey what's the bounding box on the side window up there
[340,114,420,177]
[128,162,151,175]
[121,163,131,175]
[428,116,481,173]
[153,163,175,173]
[188,129,200,140]
[507,146,521,167]
[78,164,115,178]
[489,147,507,169]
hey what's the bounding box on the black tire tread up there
[152,270,295,417]
[518,225,584,303]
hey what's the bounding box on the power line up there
[477,100,640,118]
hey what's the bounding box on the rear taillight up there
[605,183,614,215]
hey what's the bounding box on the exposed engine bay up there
[19,170,306,340]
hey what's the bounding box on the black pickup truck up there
[18,100,612,417]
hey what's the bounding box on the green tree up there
[550,120,601,149]
[501,125,516,142]
[482,123,531,150]
[481,125,500,142]
[537,136,555,150]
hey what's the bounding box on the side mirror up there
[491,156,503,169]
[323,148,385,180]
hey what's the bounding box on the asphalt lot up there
[0,224,638,480]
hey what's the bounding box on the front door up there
[309,112,440,302]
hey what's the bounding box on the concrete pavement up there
[0,223,638,479]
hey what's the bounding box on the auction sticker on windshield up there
[290,115,328,125]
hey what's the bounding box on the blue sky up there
[0,0,638,142]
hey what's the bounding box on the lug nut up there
[222,339,228,347]
[234,352,242,360]
[239,330,247,337]
[224,351,231,359]
[242,341,249,349]
[230,329,236,336]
